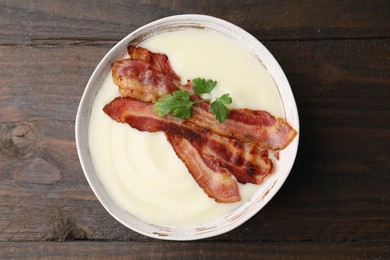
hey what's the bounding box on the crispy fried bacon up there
[112,46,297,150]
[191,102,297,150]
[112,59,179,103]
[103,97,273,186]
[128,46,180,81]
[105,46,297,203]
[103,97,245,202]
[199,131,273,184]
[166,134,240,203]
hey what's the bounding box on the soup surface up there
[89,29,283,225]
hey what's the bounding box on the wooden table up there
[1,0,389,258]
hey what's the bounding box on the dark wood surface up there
[1,0,389,258]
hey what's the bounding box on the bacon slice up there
[128,46,180,81]
[105,46,298,202]
[103,97,273,185]
[166,134,240,203]
[190,102,297,150]
[198,131,273,184]
[112,59,179,103]
[112,46,297,150]
[103,97,241,202]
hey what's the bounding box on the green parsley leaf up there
[217,93,232,105]
[210,94,232,123]
[192,77,217,95]
[154,78,232,123]
[172,90,189,100]
[154,90,193,119]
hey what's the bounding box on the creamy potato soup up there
[89,30,283,225]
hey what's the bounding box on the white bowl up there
[75,14,299,240]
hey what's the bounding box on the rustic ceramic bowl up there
[75,14,299,240]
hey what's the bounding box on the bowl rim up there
[75,14,299,240]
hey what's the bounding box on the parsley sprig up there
[153,90,204,119]
[154,77,232,123]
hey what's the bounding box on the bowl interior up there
[75,14,299,240]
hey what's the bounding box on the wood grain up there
[0,0,389,257]
[0,0,389,45]
[0,241,389,259]
[0,38,389,242]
